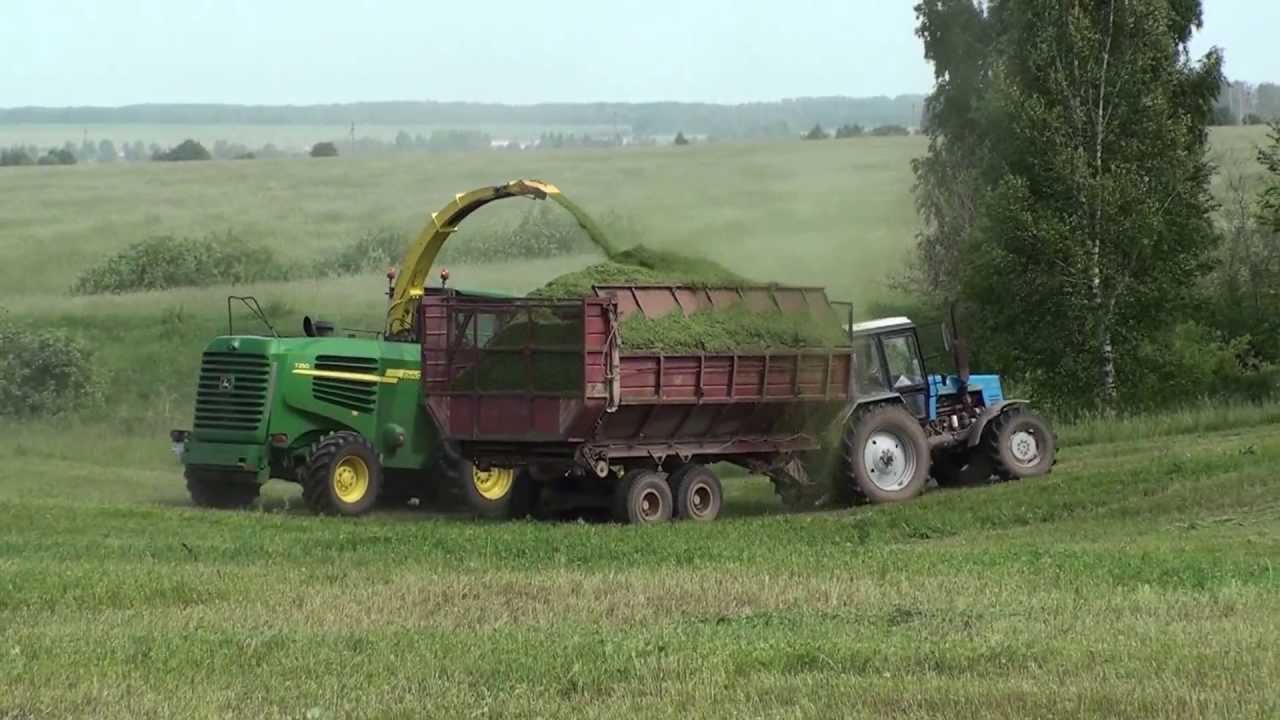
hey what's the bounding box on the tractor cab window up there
[882,334,925,390]
[853,337,887,395]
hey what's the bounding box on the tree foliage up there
[803,124,829,140]
[1260,123,1280,234]
[913,0,1224,409]
[0,147,34,166]
[153,139,211,162]
[310,141,339,157]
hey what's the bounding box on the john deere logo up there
[218,376,235,391]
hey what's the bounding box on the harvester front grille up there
[312,356,378,413]
[194,352,271,432]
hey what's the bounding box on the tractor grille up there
[312,356,379,413]
[194,352,271,432]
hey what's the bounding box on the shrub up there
[1,147,34,166]
[72,231,290,294]
[310,142,339,158]
[37,148,76,165]
[314,228,407,277]
[870,124,910,137]
[834,124,865,139]
[153,139,211,162]
[0,312,103,417]
[674,132,691,146]
[804,124,830,141]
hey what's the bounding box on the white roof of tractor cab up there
[846,316,915,336]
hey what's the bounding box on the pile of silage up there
[453,245,847,392]
[532,244,849,352]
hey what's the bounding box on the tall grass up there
[1058,399,1280,447]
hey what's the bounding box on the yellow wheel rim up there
[472,466,515,501]
[332,456,370,504]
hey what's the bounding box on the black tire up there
[612,470,673,524]
[932,450,995,488]
[985,409,1056,479]
[185,468,260,509]
[302,431,383,516]
[452,460,538,520]
[668,464,723,522]
[840,404,931,504]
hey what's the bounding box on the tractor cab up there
[848,317,931,418]
[846,316,1006,427]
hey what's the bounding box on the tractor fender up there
[966,400,1029,447]
[835,392,906,427]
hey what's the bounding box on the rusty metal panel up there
[593,285,837,322]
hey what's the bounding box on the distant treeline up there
[0,96,927,138]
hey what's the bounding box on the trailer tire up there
[302,432,383,516]
[932,451,994,488]
[668,464,723,522]
[841,404,931,504]
[985,409,1056,479]
[185,468,260,509]
[613,470,673,524]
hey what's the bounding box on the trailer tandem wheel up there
[667,464,723,522]
[613,470,674,524]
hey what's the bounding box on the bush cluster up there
[72,231,290,295]
[0,312,103,417]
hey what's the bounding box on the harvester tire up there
[985,409,1056,480]
[668,464,723,522]
[302,431,383,516]
[185,468,260,509]
[453,461,538,520]
[840,404,930,504]
[613,470,673,524]
[932,451,995,488]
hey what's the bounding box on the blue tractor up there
[830,311,1056,504]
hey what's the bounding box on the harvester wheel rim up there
[863,430,917,492]
[333,456,371,504]
[473,467,516,501]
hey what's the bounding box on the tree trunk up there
[1093,0,1119,405]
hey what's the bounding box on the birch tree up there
[916,0,1222,408]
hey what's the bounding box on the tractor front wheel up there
[302,432,384,516]
[985,410,1057,479]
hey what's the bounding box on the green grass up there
[1,418,1278,718]
[2,129,1279,717]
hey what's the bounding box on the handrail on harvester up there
[384,179,613,335]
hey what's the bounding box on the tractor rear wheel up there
[302,432,383,516]
[185,468,260,509]
[613,470,673,524]
[932,450,994,488]
[840,404,931,504]
[668,464,723,522]
[985,410,1056,479]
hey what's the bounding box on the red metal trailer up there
[419,285,857,522]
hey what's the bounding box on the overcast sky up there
[2,0,1275,107]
